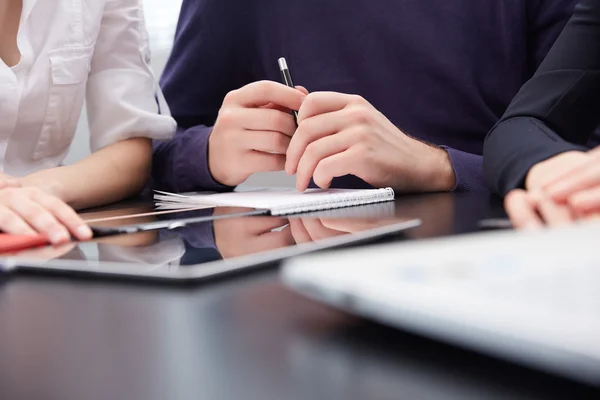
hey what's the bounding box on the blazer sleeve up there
[484,0,600,196]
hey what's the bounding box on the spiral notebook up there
[154,188,395,216]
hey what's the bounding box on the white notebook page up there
[155,188,395,215]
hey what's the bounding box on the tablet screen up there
[5,203,420,281]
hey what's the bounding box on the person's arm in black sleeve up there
[484,0,600,196]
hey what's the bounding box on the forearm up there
[22,138,152,210]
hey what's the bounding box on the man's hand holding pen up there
[207,58,455,192]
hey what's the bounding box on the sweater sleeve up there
[152,0,254,192]
[440,147,488,192]
[152,126,232,192]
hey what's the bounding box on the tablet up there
[0,205,420,282]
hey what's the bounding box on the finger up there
[545,159,600,202]
[504,190,543,230]
[262,86,308,111]
[537,197,574,227]
[295,131,355,191]
[221,107,297,136]
[286,108,354,175]
[0,179,21,190]
[312,148,362,190]
[261,102,292,113]
[33,191,92,241]
[289,218,313,244]
[580,210,600,221]
[531,152,589,191]
[568,186,600,214]
[224,80,306,110]
[244,152,287,174]
[295,86,309,96]
[301,218,346,241]
[297,92,359,123]
[7,197,70,243]
[0,205,37,235]
[240,131,291,154]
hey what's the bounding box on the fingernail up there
[76,225,93,240]
[49,230,69,244]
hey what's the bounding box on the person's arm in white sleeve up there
[21,0,176,210]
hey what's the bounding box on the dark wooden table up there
[1,193,597,400]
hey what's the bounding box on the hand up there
[213,214,295,259]
[543,148,600,216]
[288,218,348,243]
[504,189,574,229]
[506,148,600,229]
[285,92,456,192]
[289,217,402,243]
[208,81,307,187]
[525,151,589,190]
[0,187,93,244]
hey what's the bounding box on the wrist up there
[21,168,69,202]
[423,146,456,192]
[207,130,229,187]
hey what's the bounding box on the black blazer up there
[484,0,600,196]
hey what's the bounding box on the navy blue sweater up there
[154,0,578,192]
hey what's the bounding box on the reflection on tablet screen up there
[4,202,420,280]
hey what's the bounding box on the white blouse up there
[0,0,176,176]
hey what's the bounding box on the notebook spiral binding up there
[270,188,395,216]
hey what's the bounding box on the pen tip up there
[278,57,288,70]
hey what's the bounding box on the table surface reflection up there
[1,193,597,399]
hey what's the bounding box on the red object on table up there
[0,234,50,254]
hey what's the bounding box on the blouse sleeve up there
[85,0,176,152]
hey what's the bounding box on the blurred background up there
[65,0,294,188]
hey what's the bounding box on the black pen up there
[278,57,299,123]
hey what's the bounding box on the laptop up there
[0,203,420,282]
[282,221,600,386]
